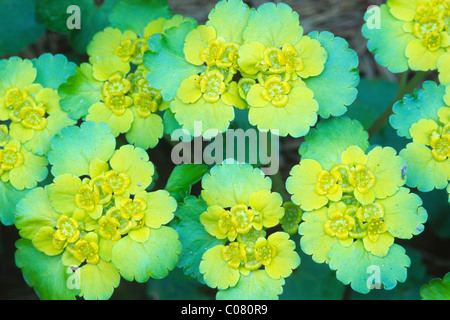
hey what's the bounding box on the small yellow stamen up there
[348,164,376,194]
[261,75,290,107]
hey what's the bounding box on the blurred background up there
[0,0,449,300]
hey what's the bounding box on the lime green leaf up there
[390,81,446,139]
[48,122,116,177]
[32,53,77,90]
[112,227,181,282]
[420,273,450,300]
[328,242,410,294]
[349,247,429,300]
[207,0,252,43]
[304,31,360,118]
[175,196,226,281]
[58,63,103,120]
[15,188,59,240]
[0,57,36,95]
[109,0,171,35]
[243,2,302,47]
[216,270,284,300]
[165,164,209,202]
[362,5,413,73]
[0,181,29,226]
[299,116,369,171]
[15,239,77,300]
[144,20,204,101]
[0,0,45,56]
[78,260,120,300]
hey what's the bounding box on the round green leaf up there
[390,81,446,139]
[216,270,284,300]
[175,196,226,281]
[78,260,120,300]
[15,239,77,300]
[299,116,369,171]
[58,63,103,120]
[304,31,360,118]
[32,53,77,90]
[112,226,181,283]
[420,273,450,300]
[328,242,410,294]
[144,19,204,101]
[48,121,116,177]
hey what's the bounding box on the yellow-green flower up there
[299,187,427,267]
[88,15,187,67]
[0,56,76,155]
[235,2,330,137]
[61,57,165,150]
[200,232,299,290]
[15,122,181,300]
[390,81,450,193]
[196,161,300,298]
[363,0,450,83]
[164,0,251,138]
[289,116,428,294]
[170,69,241,139]
[286,145,406,211]
[145,0,359,139]
[61,15,187,150]
[245,76,318,137]
[0,139,47,190]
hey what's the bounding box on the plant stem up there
[368,71,427,139]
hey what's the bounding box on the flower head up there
[15,122,181,299]
[0,56,76,155]
[287,116,427,293]
[0,139,48,190]
[196,162,300,298]
[390,81,450,194]
[144,0,359,139]
[363,0,450,83]
[60,15,185,150]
